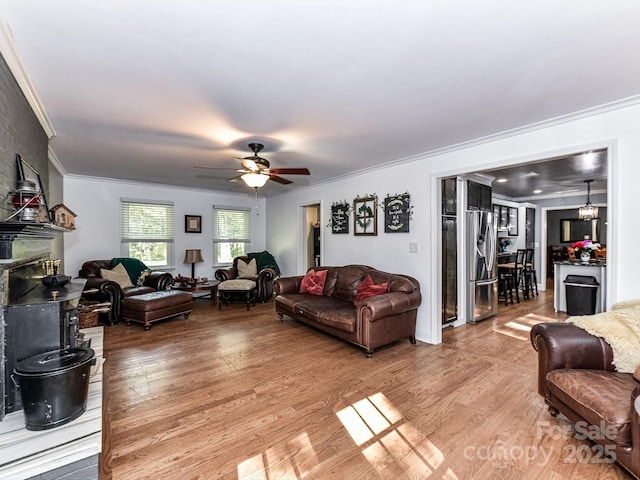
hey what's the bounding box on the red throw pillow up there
[299,269,328,295]
[355,275,388,304]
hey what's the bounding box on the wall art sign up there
[330,202,350,234]
[354,196,377,236]
[383,193,411,233]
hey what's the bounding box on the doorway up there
[302,204,321,270]
[434,144,613,344]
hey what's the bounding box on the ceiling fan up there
[196,143,310,188]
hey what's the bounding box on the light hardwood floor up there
[102,284,630,480]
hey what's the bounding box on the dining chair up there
[499,249,527,302]
[524,248,538,298]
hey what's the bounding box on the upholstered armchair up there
[531,321,640,478]
[214,252,279,303]
[78,258,173,324]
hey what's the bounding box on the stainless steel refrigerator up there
[466,210,498,323]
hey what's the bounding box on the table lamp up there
[184,249,204,279]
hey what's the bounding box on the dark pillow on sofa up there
[300,269,327,295]
[354,275,388,304]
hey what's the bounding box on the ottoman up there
[218,279,257,311]
[122,290,193,330]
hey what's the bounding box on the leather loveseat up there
[274,265,421,356]
[78,259,174,324]
[531,320,640,478]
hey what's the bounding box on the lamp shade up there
[241,173,269,188]
[184,249,204,264]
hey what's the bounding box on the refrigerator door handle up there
[476,278,498,286]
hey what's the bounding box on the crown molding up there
[0,18,56,139]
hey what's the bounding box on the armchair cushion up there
[547,369,635,447]
[101,263,134,289]
[237,258,258,279]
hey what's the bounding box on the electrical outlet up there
[409,242,419,253]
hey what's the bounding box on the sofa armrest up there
[144,271,173,290]
[257,267,277,283]
[530,322,615,398]
[358,290,422,321]
[81,278,122,323]
[632,385,640,469]
[274,276,303,295]
[215,266,237,282]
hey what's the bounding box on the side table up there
[172,281,220,302]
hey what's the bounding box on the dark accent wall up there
[547,207,608,246]
[0,51,49,209]
[0,49,52,423]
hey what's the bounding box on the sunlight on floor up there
[336,392,451,478]
[237,432,318,479]
[494,313,560,342]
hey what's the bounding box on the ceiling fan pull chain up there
[254,187,259,215]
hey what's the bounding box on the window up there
[121,199,174,268]
[212,206,251,264]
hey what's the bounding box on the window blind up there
[212,206,251,243]
[121,200,174,243]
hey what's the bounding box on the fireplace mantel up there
[0,222,71,260]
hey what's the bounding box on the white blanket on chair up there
[568,306,640,374]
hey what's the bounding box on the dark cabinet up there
[442,177,457,216]
[467,180,492,211]
[493,203,518,235]
[507,207,518,236]
[525,208,535,249]
[312,226,320,267]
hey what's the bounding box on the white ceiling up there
[1,1,639,196]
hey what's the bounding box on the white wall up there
[266,99,640,345]
[63,176,266,279]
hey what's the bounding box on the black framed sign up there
[331,203,350,234]
[384,193,411,233]
[354,196,377,236]
[185,215,202,233]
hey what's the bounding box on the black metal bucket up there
[14,347,95,431]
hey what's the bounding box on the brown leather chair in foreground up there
[531,322,640,478]
[78,259,173,324]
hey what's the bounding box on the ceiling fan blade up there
[269,174,293,185]
[228,175,244,183]
[240,158,259,171]
[269,168,310,175]
[194,165,232,170]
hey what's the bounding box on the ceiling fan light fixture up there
[578,179,599,221]
[241,172,269,188]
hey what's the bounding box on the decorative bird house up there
[50,204,77,229]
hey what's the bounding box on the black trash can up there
[564,275,599,316]
[14,347,95,431]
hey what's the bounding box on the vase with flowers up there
[571,239,601,262]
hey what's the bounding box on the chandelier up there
[578,179,599,221]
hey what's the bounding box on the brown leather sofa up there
[78,259,174,324]
[274,265,421,356]
[531,322,640,478]
[214,255,278,303]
